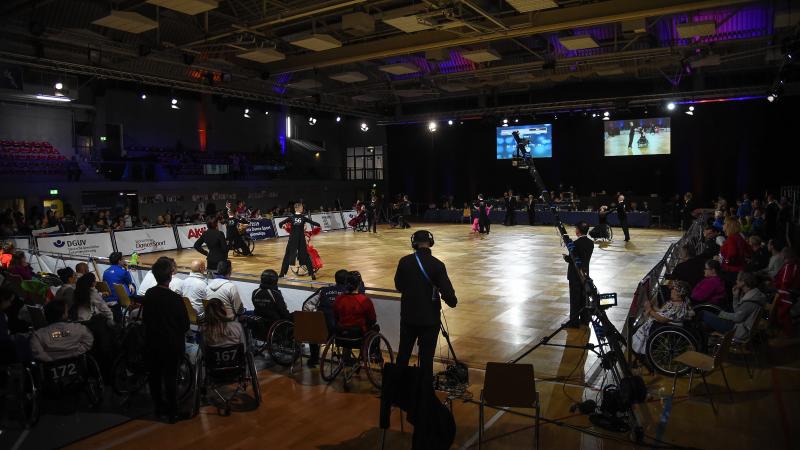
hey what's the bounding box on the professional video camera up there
[510,131,531,167]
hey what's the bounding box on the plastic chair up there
[671,329,734,414]
[479,362,540,449]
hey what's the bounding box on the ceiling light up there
[308,116,317,126]
[336,116,342,123]
[502,118,508,124]
[244,108,251,118]
[667,102,676,111]
[428,121,437,132]
[140,93,147,100]
[35,94,71,102]
[447,120,453,125]
[360,122,369,132]
[171,98,179,109]
[514,118,519,123]
[54,82,63,90]
[688,106,695,111]
[767,94,775,103]
[264,110,269,115]
[603,111,610,117]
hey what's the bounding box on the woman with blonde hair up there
[720,217,751,286]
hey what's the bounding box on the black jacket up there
[252,287,290,323]
[194,228,228,267]
[394,248,457,327]
[567,235,593,281]
[667,256,706,288]
[142,286,189,355]
[615,202,628,220]
[474,200,490,219]
[278,214,320,248]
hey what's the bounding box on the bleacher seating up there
[0,140,68,177]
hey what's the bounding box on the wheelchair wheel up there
[247,352,261,406]
[363,333,394,389]
[320,337,343,382]
[646,325,700,376]
[84,355,104,408]
[692,303,721,319]
[177,354,194,402]
[6,364,40,426]
[22,366,40,426]
[267,320,299,367]
[191,352,205,417]
[111,353,148,396]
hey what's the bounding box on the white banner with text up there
[113,226,179,255]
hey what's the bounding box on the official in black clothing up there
[278,203,321,280]
[193,218,228,273]
[527,194,536,226]
[616,194,631,242]
[474,194,491,235]
[565,221,594,327]
[627,122,635,149]
[507,190,517,225]
[394,230,457,380]
[142,258,189,422]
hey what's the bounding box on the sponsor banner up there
[36,232,115,257]
[247,219,276,240]
[32,226,61,237]
[310,211,345,231]
[341,210,359,229]
[2,236,30,250]
[113,226,179,255]
[175,223,227,249]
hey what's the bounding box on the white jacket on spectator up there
[73,288,115,326]
[54,284,76,304]
[137,270,182,296]
[206,278,244,319]
[178,272,208,316]
[30,322,94,362]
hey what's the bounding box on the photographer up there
[393,230,457,380]
[564,221,594,328]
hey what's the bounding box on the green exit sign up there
[49,189,59,195]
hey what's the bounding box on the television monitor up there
[496,124,552,159]
[604,117,671,156]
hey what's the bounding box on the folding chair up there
[479,362,541,449]
[183,297,198,325]
[671,329,734,414]
[291,311,328,375]
[95,281,111,295]
[728,307,764,379]
[113,283,141,324]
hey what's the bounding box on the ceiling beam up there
[263,0,754,73]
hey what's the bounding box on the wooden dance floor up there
[72,224,799,450]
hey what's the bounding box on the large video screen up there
[604,117,671,156]
[496,124,552,159]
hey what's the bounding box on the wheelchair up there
[637,134,649,148]
[230,232,255,256]
[194,342,261,416]
[641,303,721,376]
[110,322,194,403]
[320,326,394,390]
[0,363,40,426]
[37,353,104,409]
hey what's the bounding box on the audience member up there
[0,242,13,268]
[54,267,77,304]
[30,300,94,362]
[773,247,799,336]
[633,281,690,355]
[745,235,770,272]
[103,251,136,321]
[701,271,766,342]
[202,298,244,348]
[206,260,243,319]
[75,262,90,279]
[765,240,786,278]
[69,273,114,327]
[691,260,727,306]
[142,258,189,423]
[251,269,290,324]
[720,217,751,284]
[137,257,182,295]
[667,244,706,288]
[8,251,34,280]
[178,260,208,317]
[333,271,377,334]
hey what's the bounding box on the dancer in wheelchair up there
[632,280,691,357]
[202,298,244,348]
[588,205,611,240]
[278,203,321,280]
[30,300,94,362]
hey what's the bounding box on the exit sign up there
[49,189,59,195]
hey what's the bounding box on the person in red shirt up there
[0,243,14,268]
[333,271,377,334]
[720,218,752,283]
[773,247,800,336]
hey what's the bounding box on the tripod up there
[509,137,646,441]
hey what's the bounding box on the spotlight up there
[140,93,147,100]
[264,110,269,115]
[428,121,437,132]
[244,108,251,118]
[314,152,320,158]
[767,94,775,103]
[689,106,695,111]
[554,114,558,120]
[667,102,676,111]
[308,116,317,126]
[502,118,508,124]
[685,106,693,116]
[336,116,341,123]
[54,82,63,90]
[171,98,179,109]
[603,111,609,117]
[514,118,519,123]
[447,119,453,125]
[360,122,369,132]
[591,113,597,118]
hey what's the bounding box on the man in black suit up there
[508,190,517,226]
[193,217,228,274]
[564,221,594,328]
[627,122,636,149]
[616,194,631,242]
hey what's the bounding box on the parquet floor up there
[78,223,795,450]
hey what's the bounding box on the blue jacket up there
[103,265,134,303]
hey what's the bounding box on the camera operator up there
[564,221,594,328]
[394,230,457,380]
